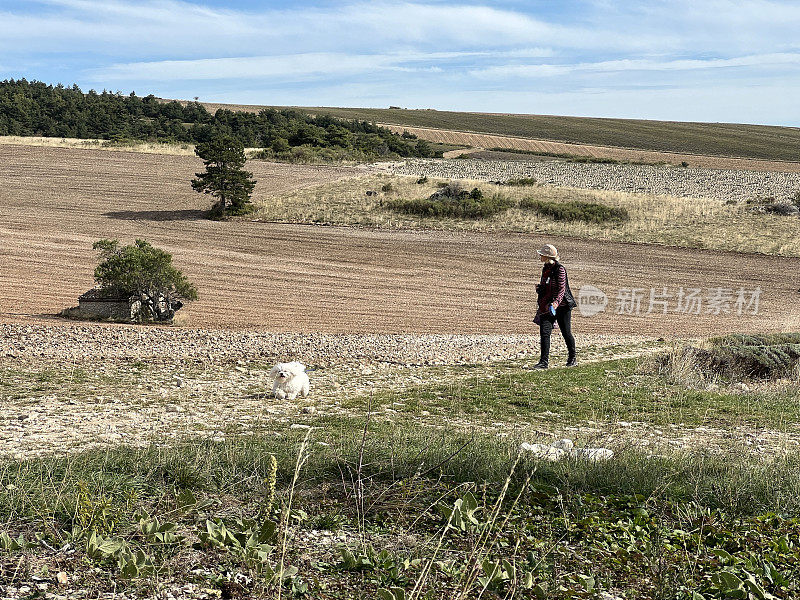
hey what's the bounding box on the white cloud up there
[0,0,688,58]
[91,47,558,81]
[3,0,800,124]
[1,1,570,56]
[95,53,397,81]
[471,53,800,79]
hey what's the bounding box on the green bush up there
[387,184,512,219]
[698,334,800,379]
[505,177,537,186]
[520,198,629,224]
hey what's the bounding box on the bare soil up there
[2,144,799,335]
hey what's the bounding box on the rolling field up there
[5,141,800,599]
[2,142,799,336]
[187,100,800,163]
[380,124,800,172]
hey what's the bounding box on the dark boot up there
[566,356,577,367]
[532,361,548,370]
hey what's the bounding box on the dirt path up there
[2,144,799,335]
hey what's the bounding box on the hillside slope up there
[3,143,800,335]
[191,101,800,162]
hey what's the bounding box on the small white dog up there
[270,362,310,400]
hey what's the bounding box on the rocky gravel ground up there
[1,323,611,365]
[3,323,798,463]
[1,323,657,461]
[373,158,800,203]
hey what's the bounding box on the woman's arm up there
[552,265,566,307]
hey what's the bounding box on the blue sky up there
[2,0,799,125]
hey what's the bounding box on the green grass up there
[268,106,800,162]
[4,424,800,598]
[342,358,800,429]
[4,353,800,598]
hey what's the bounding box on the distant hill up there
[190,102,800,163]
[0,80,437,160]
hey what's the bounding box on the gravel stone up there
[373,158,800,203]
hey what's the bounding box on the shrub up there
[792,190,800,208]
[416,176,429,184]
[765,202,800,216]
[520,198,629,224]
[91,239,198,321]
[387,184,513,219]
[505,177,537,186]
[381,182,395,193]
[746,196,800,216]
[704,334,800,379]
[665,334,800,381]
[680,161,690,168]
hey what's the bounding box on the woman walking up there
[533,244,577,369]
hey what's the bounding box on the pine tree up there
[191,135,256,218]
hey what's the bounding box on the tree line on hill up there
[0,79,435,159]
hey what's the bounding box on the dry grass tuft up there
[252,173,800,256]
[0,135,197,155]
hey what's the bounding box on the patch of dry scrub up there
[252,173,800,256]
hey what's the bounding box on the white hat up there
[536,244,559,260]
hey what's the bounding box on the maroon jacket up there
[537,262,574,314]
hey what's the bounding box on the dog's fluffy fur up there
[270,362,310,400]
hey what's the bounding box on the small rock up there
[56,572,69,585]
[165,404,184,413]
[300,406,316,415]
[551,438,574,450]
[520,443,565,462]
[576,448,614,461]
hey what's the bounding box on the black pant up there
[539,306,576,365]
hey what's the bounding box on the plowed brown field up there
[1,144,799,335]
[381,125,800,173]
